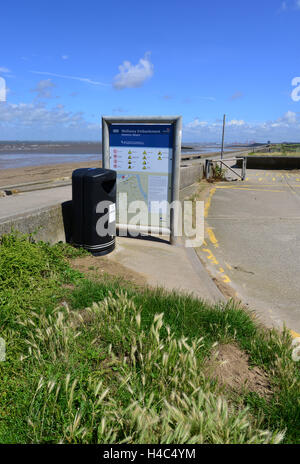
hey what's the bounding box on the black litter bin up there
[72,168,116,255]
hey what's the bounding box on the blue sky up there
[0,0,300,142]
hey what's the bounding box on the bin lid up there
[72,167,116,182]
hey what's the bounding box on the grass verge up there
[249,144,300,157]
[0,232,299,443]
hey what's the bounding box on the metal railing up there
[205,157,247,181]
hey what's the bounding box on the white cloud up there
[1,99,299,143]
[0,67,11,74]
[62,55,69,60]
[280,1,300,10]
[31,71,109,86]
[183,112,300,142]
[113,52,154,90]
[0,101,100,140]
[186,119,208,128]
[282,110,297,123]
[228,119,245,126]
[31,79,56,98]
[281,1,287,10]
[278,1,300,11]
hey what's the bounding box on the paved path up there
[0,186,71,222]
[109,237,225,304]
[199,169,300,334]
[0,182,224,304]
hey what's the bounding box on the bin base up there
[73,238,115,256]
[91,242,115,256]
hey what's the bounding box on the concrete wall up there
[0,162,205,244]
[179,162,204,189]
[237,156,300,170]
[0,202,72,244]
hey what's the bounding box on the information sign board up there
[102,116,182,242]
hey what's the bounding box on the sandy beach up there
[0,142,102,155]
[0,160,102,187]
[0,141,251,187]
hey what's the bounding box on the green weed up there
[0,233,298,443]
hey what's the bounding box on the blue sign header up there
[109,124,173,148]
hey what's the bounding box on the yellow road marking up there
[215,186,284,193]
[218,267,231,282]
[241,183,300,186]
[206,183,299,337]
[219,269,231,282]
[204,177,300,329]
[204,187,216,218]
[202,248,219,265]
[203,186,231,283]
[290,329,300,339]
[207,227,219,248]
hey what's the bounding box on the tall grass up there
[0,233,298,443]
[19,293,284,444]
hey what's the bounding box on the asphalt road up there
[200,168,300,334]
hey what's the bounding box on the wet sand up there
[0,142,102,155]
[0,160,102,187]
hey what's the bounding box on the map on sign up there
[109,124,173,228]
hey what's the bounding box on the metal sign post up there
[102,116,182,244]
[220,114,226,160]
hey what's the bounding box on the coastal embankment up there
[0,161,100,186]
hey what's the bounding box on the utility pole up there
[220,114,226,160]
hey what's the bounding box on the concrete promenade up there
[0,162,204,237]
[199,169,300,333]
[0,161,225,304]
